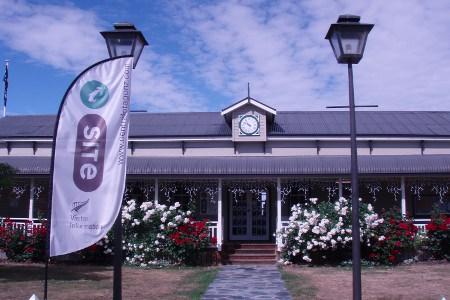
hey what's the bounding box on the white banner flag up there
[50,56,133,256]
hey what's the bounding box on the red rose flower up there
[398,223,409,230]
[426,222,437,232]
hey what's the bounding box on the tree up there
[0,163,15,189]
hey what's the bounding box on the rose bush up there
[121,199,213,266]
[278,197,384,265]
[423,206,450,260]
[0,218,109,262]
[366,208,418,265]
[0,218,47,262]
[0,198,214,265]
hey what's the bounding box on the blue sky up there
[1,0,450,115]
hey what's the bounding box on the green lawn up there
[0,262,218,300]
[281,261,450,300]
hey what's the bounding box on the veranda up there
[2,175,449,251]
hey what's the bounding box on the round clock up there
[239,115,260,135]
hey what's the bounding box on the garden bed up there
[0,262,218,300]
[281,261,450,300]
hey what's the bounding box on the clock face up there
[239,115,260,136]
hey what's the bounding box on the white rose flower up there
[312,226,320,234]
[302,256,312,262]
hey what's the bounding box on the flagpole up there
[43,56,133,300]
[43,58,63,299]
[3,60,8,118]
[43,58,114,300]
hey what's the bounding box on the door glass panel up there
[230,189,270,240]
[231,193,247,236]
[251,192,267,237]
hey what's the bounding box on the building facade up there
[1,97,450,250]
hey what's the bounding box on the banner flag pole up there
[44,55,133,300]
[3,60,8,118]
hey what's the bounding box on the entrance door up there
[230,191,269,240]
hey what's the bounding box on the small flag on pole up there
[3,60,8,117]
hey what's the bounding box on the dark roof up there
[1,111,450,138]
[2,155,450,175]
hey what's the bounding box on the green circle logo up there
[80,80,109,109]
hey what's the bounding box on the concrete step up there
[234,248,275,255]
[224,243,276,250]
[229,253,276,260]
[221,243,277,265]
[227,258,276,265]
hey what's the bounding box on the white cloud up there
[132,52,206,112]
[0,0,104,71]
[0,0,205,112]
[1,0,450,112]
[172,0,450,111]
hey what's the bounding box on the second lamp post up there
[100,22,149,300]
[325,15,374,300]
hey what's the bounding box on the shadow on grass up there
[0,263,112,283]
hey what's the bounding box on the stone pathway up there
[202,265,292,300]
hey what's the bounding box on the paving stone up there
[202,265,292,300]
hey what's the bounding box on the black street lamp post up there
[100,22,148,300]
[325,15,373,300]
[101,22,149,69]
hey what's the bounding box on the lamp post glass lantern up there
[325,15,373,64]
[101,22,149,68]
[325,15,373,300]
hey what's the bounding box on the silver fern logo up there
[71,199,90,215]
